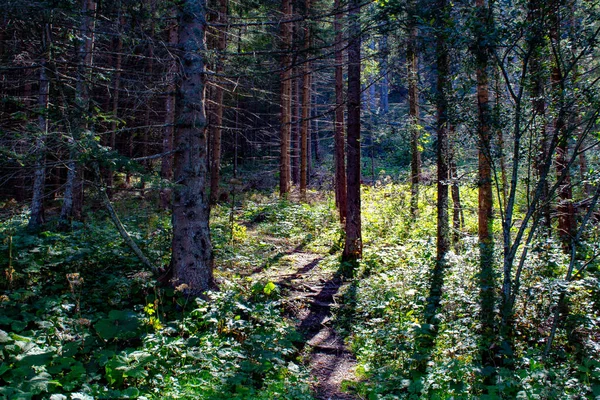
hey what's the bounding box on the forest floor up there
[248,235,359,400]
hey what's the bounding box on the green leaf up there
[263,282,276,295]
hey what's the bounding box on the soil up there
[266,250,361,400]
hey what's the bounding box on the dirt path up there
[274,251,360,400]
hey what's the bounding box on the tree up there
[300,0,312,200]
[209,0,229,205]
[58,0,96,230]
[160,12,179,210]
[334,0,347,224]
[279,0,292,197]
[171,0,214,294]
[342,0,362,264]
[28,24,51,231]
[408,0,421,219]
[474,0,496,374]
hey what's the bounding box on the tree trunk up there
[550,0,575,251]
[379,35,389,115]
[279,0,292,197]
[334,0,347,224]
[28,28,50,231]
[529,0,550,229]
[171,0,213,295]
[59,0,96,229]
[342,0,362,264]
[292,72,300,185]
[475,0,496,375]
[408,5,420,219]
[107,14,124,198]
[300,0,312,200]
[209,0,228,205]
[494,67,508,207]
[435,3,450,267]
[160,13,178,210]
[450,142,462,246]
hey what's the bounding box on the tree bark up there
[334,0,347,224]
[59,0,96,229]
[436,2,450,267]
[550,0,575,251]
[379,35,389,114]
[475,0,496,375]
[209,0,228,205]
[279,0,292,197]
[292,72,300,185]
[529,0,550,228]
[106,13,124,198]
[300,0,312,200]
[342,0,362,264]
[171,0,214,295]
[408,4,420,219]
[28,26,51,231]
[160,13,179,210]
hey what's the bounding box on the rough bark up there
[209,0,228,205]
[342,0,362,264]
[171,0,214,295]
[279,0,292,197]
[334,0,347,224]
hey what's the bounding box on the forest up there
[1,0,600,398]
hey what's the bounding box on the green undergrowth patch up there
[0,202,315,399]
[211,192,339,275]
[335,183,600,399]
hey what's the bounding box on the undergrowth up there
[0,197,318,399]
[1,183,599,399]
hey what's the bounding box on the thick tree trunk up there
[171,0,213,295]
[160,14,178,210]
[342,0,362,264]
[209,0,228,205]
[334,0,347,224]
[28,37,50,231]
[408,7,420,219]
[279,0,292,197]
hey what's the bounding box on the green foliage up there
[0,203,314,399]
[335,183,600,399]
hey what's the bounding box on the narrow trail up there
[270,251,360,400]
